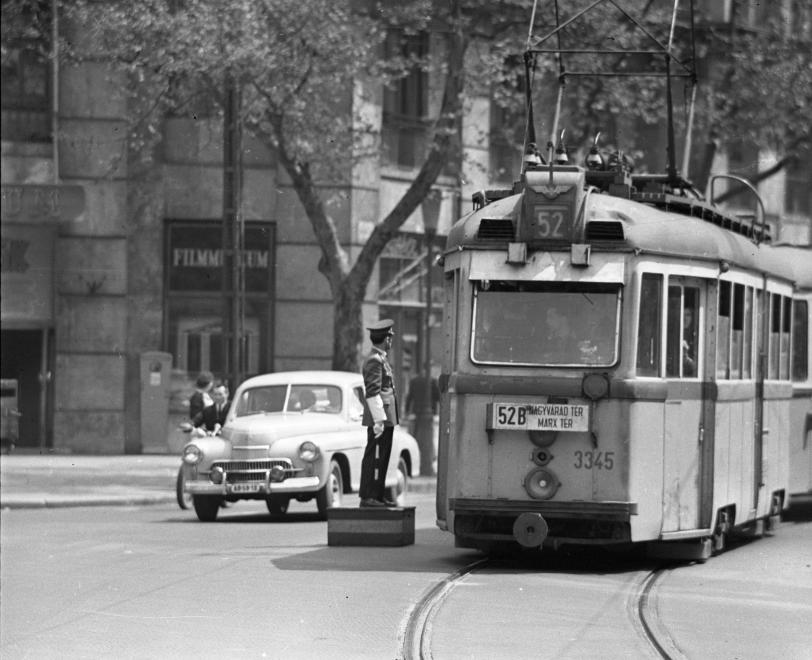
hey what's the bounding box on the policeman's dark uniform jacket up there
[359,319,399,506]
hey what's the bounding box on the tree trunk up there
[331,280,364,372]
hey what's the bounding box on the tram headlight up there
[524,467,561,500]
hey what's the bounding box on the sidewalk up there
[0,453,437,510]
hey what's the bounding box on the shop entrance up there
[0,329,52,450]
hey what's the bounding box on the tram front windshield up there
[472,281,620,367]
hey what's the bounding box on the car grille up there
[211,459,298,483]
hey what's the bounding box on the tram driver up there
[543,306,572,360]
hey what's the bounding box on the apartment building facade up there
[1,0,808,453]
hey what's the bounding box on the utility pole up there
[416,189,442,476]
[222,75,244,389]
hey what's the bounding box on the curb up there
[1,480,437,510]
[1,494,177,510]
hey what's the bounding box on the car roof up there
[237,370,362,390]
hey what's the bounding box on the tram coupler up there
[512,512,548,548]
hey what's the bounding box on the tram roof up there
[446,189,810,286]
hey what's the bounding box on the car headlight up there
[298,441,319,462]
[183,444,203,465]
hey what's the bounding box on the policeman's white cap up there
[367,319,395,335]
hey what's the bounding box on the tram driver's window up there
[666,285,700,378]
[636,274,662,376]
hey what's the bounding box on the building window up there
[785,155,812,217]
[490,55,525,184]
[1,0,52,142]
[725,139,760,213]
[382,30,429,169]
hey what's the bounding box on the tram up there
[435,2,812,560]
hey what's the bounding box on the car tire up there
[176,466,192,510]
[266,495,290,516]
[387,455,409,507]
[316,459,343,519]
[193,495,221,522]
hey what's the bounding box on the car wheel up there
[176,466,192,510]
[193,495,221,522]
[316,459,343,519]
[266,495,290,516]
[387,455,409,506]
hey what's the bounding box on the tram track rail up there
[632,567,685,660]
[401,557,490,660]
[401,557,685,660]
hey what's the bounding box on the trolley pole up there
[416,190,441,476]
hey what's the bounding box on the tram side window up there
[666,285,699,378]
[742,286,753,379]
[719,282,749,380]
[767,294,791,380]
[792,300,809,382]
[636,274,662,376]
[717,281,731,379]
[768,294,780,379]
[781,296,792,380]
[755,289,764,378]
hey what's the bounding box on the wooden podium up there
[327,506,415,546]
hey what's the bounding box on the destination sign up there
[489,402,589,432]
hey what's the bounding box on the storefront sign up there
[1,184,85,224]
[166,221,274,293]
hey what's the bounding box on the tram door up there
[662,278,707,532]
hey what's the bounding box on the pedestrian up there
[191,382,229,435]
[189,370,214,420]
[359,319,399,508]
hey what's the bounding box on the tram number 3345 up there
[573,450,614,470]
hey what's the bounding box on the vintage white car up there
[180,370,420,522]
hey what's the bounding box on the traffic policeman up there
[359,319,399,508]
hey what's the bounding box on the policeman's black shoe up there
[382,498,398,507]
[360,498,386,508]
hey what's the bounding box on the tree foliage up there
[3,0,808,369]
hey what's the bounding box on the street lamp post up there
[416,189,441,476]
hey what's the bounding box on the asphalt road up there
[2,492,810,660]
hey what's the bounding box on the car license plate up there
[489,402,589,432]
[230,482,262,494]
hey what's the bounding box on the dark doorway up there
[1,329,51,449]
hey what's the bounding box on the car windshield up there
[233,384,343,417]
[471,281,620,366]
